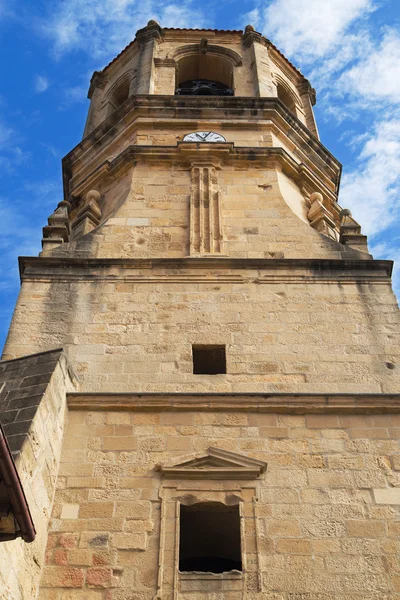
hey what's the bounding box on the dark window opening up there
[192,345,226,375]
[112,80,130,109]
[276,83,297,114]
[179,502,242,573]
[176,79,233,96]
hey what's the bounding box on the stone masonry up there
[1,21,400,600]
[0,351,76,599]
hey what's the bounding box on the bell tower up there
[1,21,400,600]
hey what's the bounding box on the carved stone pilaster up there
[307,193,338,241]
[87,71,107,100]
[339,209,370,254]
[299,79,317,106]
[135,20,164,95]
[42,200,71,251]
[72,190,102,239]
[190,165,222,255]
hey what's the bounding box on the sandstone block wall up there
[67,165,340,260]
[0,352,76,599]
[4,273,400,394]
[38,407,400,599]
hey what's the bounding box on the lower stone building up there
[1,20,400,600]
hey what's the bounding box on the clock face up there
[183,131,226,143]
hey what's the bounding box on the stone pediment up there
[159,447,267,480]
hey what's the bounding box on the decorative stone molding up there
[154,58,176,68]
[102,70,135,103]
[307,192,338,240]
[155,464,264,598]
[159,447,267,480]
[20,258,393,287]
[67,392,400,414]
[172,43,242,66]
[41,200,71,251]
[71,190,102,239]
[200,38,208,54]
[190,163,223,255]
[63,96,341,200]
[339,208,370,254]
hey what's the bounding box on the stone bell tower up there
[1,21,400,600]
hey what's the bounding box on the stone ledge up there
[67,393,400,414]
[19,257,393,281]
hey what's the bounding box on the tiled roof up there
[0,349,64,454]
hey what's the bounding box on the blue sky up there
[1,0,400,352]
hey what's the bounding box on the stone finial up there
[86,190,101,205]
[136,19,164,45]
[71,190,102,239]
[42,200,71,251]
[242,25,262,47]
[340,208,361,234]
[309,192,323,204]
[307,193,338,240]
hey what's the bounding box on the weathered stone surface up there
[2,20,400,600]
[0,351,77,600]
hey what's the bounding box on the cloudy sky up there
[1,0,400,351]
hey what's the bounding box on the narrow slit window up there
[179,502,242,573]
[192,345,226,375]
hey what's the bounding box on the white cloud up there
[262,0,375,61]
[339,118,400,237]
[40,0,209,58]
[34,75,50,93]
[339,29,400,104]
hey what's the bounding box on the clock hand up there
[195,133,204,140]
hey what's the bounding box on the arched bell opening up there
[110,79,130,109]
[175,54,234,96]
[276,82,297,115]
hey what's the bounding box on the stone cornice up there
[67,392,400,414]
[19,257,393,283]
[63,97,340,194]
[73,96,335,162]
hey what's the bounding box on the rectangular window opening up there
[179,502,242,574]
[192,345,226,375]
